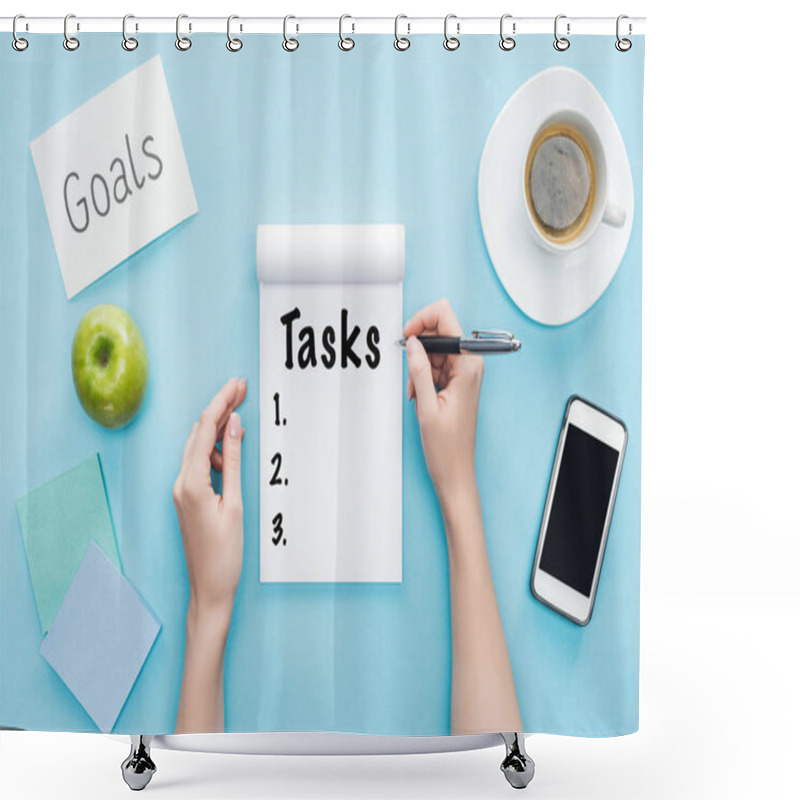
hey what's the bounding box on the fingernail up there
[406,335,419,353]
[229,412,241,439]
[406,379,412,400]
[238,377,246,391]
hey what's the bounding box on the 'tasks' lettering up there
[63,133,163,234]
[280,307,381,370]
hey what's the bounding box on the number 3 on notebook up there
[271,513,285,546]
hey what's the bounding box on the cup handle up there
[602,202,626,229]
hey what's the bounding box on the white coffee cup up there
[523,110,625,254]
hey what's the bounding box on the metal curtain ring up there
[394,14,410,50]
[499,14,515,50]
[443,14,460,51]
[339,14,355,51]
[122,14,138,51]
[615,14,632,51]
[553,14,570,51]
[283,15,299,51]
[63,13,79,51]
[176,14,192,50]
[12,14,28,51]
[227,15,243,51]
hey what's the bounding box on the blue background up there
[0,33,643,736]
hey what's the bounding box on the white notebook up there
[257,224,404,582]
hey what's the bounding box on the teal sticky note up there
[16,454,121,633]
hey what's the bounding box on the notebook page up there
[257,224,404,583]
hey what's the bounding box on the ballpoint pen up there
[397,330,522,354]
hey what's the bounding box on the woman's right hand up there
[406,301,523,735]
[404,299,484,510]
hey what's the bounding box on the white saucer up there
[478,67,634,326]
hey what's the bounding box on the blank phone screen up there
[539,424,620,597]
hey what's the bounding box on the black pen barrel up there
[416,337,462,354]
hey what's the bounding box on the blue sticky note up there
[39,541,160,732]
[17,454,122,633]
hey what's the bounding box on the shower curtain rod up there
[0,16,646,36]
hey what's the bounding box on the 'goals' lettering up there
[63,133,163,234]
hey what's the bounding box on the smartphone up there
[530,396,627,626]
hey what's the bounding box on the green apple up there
[72,304,148,429]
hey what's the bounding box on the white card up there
[30,56,197,299]
[257,225,404,583]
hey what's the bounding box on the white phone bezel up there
[531,396,627,626]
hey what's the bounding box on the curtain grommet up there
[63,13,80,51]
[338,14,355,51]
[226,15,243,52]
[554,14,570,51]
[394,15,410,51]
[122,14,138,51]
[499,14,516,51]
[175,14,192,51]
[12,14,29,51]
[615,15,632,51]
[443,14,460,51]
[283,15,299,52]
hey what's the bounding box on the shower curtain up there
[0,27,644,738]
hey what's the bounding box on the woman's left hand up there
[173,377,247,621]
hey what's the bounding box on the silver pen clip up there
[467,330,522,352]
[471,329,515,340]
